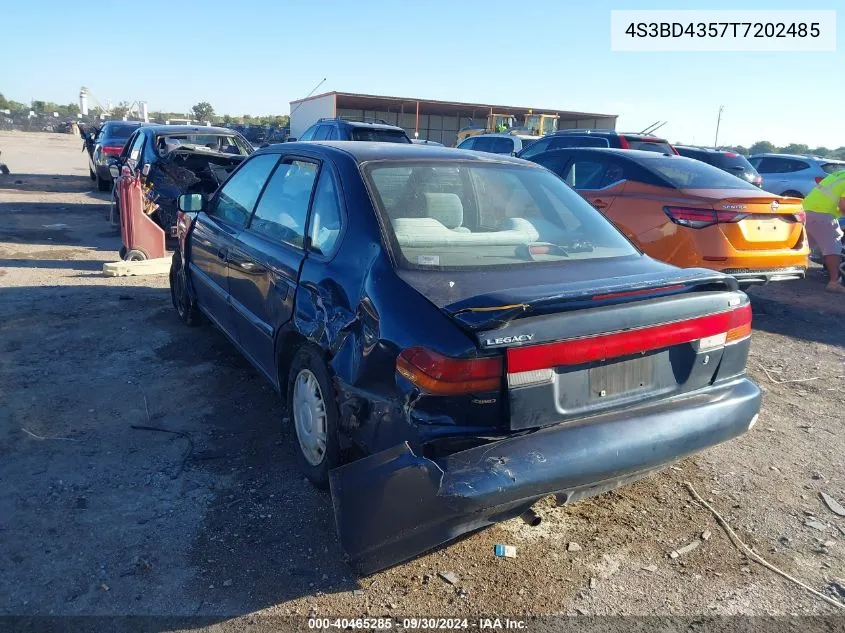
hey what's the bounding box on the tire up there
[169,251,203,326]
[287,346,342,489]
[119,246,127,260]
[89,167,96,181]
[97,174,111,192]
[124,249,147,261]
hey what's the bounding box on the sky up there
[1,0,842,148]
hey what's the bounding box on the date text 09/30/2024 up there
[307,618,527,629]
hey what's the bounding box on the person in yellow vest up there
[802,170,845,293]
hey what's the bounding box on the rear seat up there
[391,193,566,247]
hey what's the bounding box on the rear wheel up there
[287,346,341,489]
[89,167,96,181]
[169,251,203,326]
[97,174,111,192]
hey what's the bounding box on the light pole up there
[714,105,724,148]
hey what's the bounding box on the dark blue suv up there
[170,141,760,574]
[296,118,410,143]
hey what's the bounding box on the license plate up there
[746,218,788,241]
[589,355,654,399]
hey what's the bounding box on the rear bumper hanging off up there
[330,377,761,575]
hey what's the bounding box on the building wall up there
[290,94,335,138]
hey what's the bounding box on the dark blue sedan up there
[170,142,761,574]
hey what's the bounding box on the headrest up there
[424,193,463,229]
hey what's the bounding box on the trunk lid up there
[680,188,804,251]
[398,259,747,431]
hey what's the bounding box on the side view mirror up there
[141,163,151,177]
[286,137,297,142]
[178,193,206,213]
[108,165,120,179]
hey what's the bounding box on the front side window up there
[313,125,332,141]
[249,159,318,248]
[457,137,476,150]
[212,154,279,227]
[128,132,146,162]
[299,126,317,141]
[562,159,608,189]
[518,137,550,158]
[365,161,636,270]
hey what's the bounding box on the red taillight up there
[101,145,123,156]
[506,304,752,373]
[664,206,747,228]
[725,152,739,158]
[814,176,824,184]
[396,347,502,395]
[618,135,630,149]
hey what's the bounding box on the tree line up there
[0,94,288,129]
[688,140,845,160]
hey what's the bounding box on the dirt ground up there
[1,131,844,624]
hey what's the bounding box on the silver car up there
[456,133,536,155]
[748,153,845,197]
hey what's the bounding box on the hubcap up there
[292,369,327,466]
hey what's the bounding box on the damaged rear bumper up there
[330,377,760,575]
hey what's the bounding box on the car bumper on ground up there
[330,377,761,575]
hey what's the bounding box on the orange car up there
[531,148,809,284]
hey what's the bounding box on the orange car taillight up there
[506,304,752,374]
[664,206,748,229]
[396,347,503,395]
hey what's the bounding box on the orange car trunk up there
[680,189,804,252]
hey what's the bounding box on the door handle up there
[592,199,608,210]
[216,248,227,260]
[238,261,257,271]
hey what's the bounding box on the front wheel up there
[287,346,342,489]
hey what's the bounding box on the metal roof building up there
[289,91,617,147]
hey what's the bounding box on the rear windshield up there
[644,156,760,190]
[364,162,637,270]
[821,162,845,174]
[104,124,138,140]
[351,128,411,143]
[624,137,675,154]
[552,136,611,149]
[710,152,756,173]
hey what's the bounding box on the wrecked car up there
[169,142,762,575]
[110,125,252,234]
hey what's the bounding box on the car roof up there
[342,120,406,131]
[536,147,677,160]
[141,124,237,136]
[256,140,531,165]
[748,152,823,160]
[102,120,143,128]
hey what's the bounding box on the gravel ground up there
[0,131,843,625]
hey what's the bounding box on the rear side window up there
[457,137,476,150]
[308,170,343,255]
[350,128,410,143]
[213,154,279,227]
[821,163,845,175]
[250,159,318,248]
[490,137,515,154]
[754,157,809,173]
